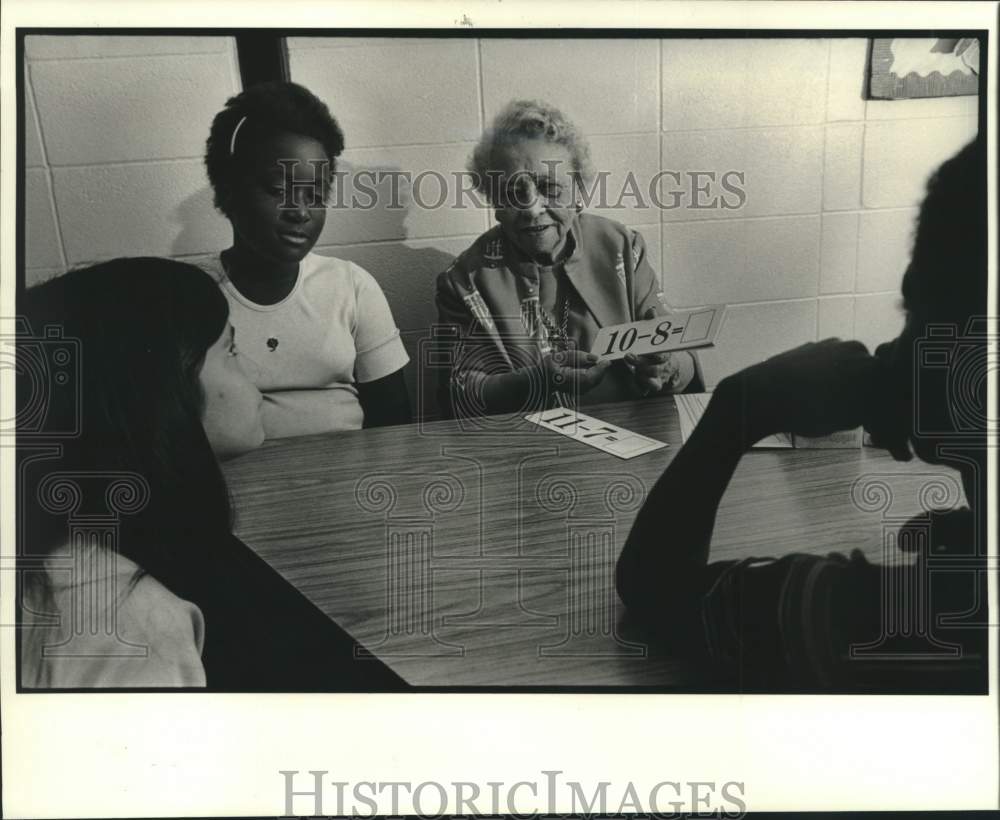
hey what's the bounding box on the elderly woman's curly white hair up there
[469,99,595,202]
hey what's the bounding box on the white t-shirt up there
[199,253,409,438]
[21,548,206,688]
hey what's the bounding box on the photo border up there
[2,1,997,816]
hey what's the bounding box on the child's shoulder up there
[27,549,206,688]
[119,573,204,649]
[48,548,198,633]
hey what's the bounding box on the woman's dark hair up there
[19,258,233,591]
[902,133,986,325]
[205,80,345,216]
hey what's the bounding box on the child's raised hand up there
[714,338,879,445]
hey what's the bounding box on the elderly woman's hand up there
[623,307,695,395]
[624,351,694,395]
[545,349,612,396]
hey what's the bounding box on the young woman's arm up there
[358,369,412,428]
[350,264,411,427]
[615,383,744,616]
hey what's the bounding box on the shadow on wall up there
[317,159,464,423]
[170,162,463,423]
[171,185,231,259]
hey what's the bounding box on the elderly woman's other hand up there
[623,309,696,395]
[625,351,680,395]
[545,349,612,396]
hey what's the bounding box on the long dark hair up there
[19,258,233,592]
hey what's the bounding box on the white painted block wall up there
[23,35,241,281]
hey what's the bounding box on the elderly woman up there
[435,99,703,418]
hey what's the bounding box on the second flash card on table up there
[525,409,668,459]
[591,305,726,361]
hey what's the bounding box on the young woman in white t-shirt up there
[203,81,411,438]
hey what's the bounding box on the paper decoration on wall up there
[869,37,980,99]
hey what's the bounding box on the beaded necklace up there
[537,293,572,351]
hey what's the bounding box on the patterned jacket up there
[433,212,703,418]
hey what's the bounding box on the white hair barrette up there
[229,115,248,156]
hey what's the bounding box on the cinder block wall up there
[24,35,979,396]
[24,35,241,282]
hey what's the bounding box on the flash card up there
[525,408,668,459]
[591,305,726,361]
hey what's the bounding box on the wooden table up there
[223,396,966,688]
